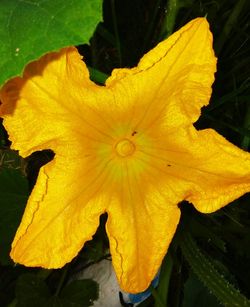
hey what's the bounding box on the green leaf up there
[0,167,28,265]
[180,233,250,307]
[60,279,99,307]
[0,0,102,86]
[15,273,51,307]
[183,272,221,307]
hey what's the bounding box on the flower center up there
[115,138,135,157]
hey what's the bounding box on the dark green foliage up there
[0,159,28,264]
[60,280,99,306]
[15,273,98,307]
[15,273,51,307]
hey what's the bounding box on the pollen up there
[115,138,136,157]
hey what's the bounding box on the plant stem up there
[161,0,180,39]
[88,66,109,84]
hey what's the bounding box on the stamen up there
[115,139,135,157]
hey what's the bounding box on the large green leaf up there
[0,0,102,86]
[0,167,28,265]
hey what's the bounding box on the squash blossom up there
[0,18,250,293]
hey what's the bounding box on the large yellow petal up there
[146,125,250,214]
[10,139,111,267]
[0,47,114,157]
[106,18,216,131]
[185,128,250,213]
[105,159,182,293]
[0,48,117,266]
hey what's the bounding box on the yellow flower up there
[0,18,250,293]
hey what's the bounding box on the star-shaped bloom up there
[0,18,250,293]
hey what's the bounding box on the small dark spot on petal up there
[131,131,137,136]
